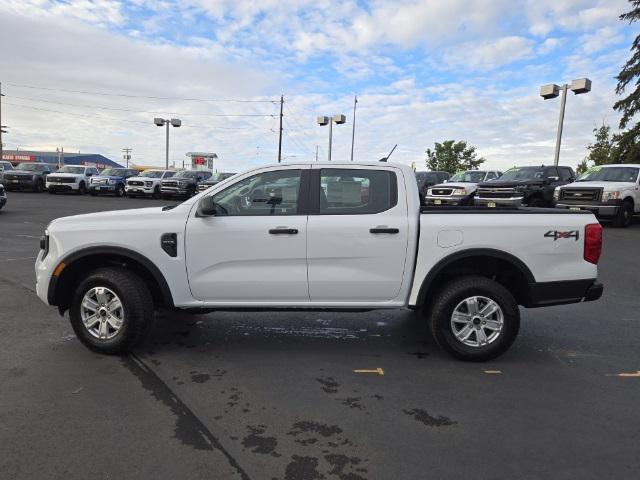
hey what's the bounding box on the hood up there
[477,179,543,188]
[48,206,178,232]
[10,169,40,176]
[92,175,124,181]
[199,179,221,186]
[563,181,632,191]
[128,175,155,181]
[431,182,478,190]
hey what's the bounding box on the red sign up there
[193,157,206,165]
[2,154,36,162]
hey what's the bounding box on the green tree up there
[613,0,640,162]
[425,140,486,173]
[578,124,619,174]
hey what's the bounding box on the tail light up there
[584,223,602,264]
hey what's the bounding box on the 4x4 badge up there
[544,230,579,241]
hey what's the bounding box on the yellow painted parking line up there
[354,368,384,376]
[484,370,502,374]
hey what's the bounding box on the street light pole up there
[554,84,568,167]
[540,78,591,166]
[154,118,181,169]
[350,95,357,161]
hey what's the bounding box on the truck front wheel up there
[68,267,155,354]
[429,276,520,362]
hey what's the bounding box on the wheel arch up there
[48,246,174,312]
[415,248,535,308]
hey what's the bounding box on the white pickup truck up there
[35,162,604,361]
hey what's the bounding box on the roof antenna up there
[379,144,397,162]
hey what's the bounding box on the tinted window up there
[163,171,175,178]
[485,172,497,180]
[577,166,640,183]
[320,168,396,215]
[212,169,301,216]
[545,167,559,178]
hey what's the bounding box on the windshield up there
[1,162,13,171]
[577,166,639,183]
[57,166,85,174]
[140,170,164,178]
[415,172,438,184]
[17,163,48,172]
[174,170,199,179]
[499,167,544,181]
[449,171,486,183]
[100,168,125,177]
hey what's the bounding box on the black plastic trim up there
[161,233,178,257]
[416,248,535,306]
[420,206,592,214]
[524,279,602,308]
[47,246,174,307]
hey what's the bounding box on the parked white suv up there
[46,165,99,194]
[126,169,176,199]
[36,162,603,361]
[425,170,502,206]
[555,164,640,227]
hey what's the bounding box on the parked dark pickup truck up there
[3,162,54,192]
[161,170,213,198]
[475,165,575,208]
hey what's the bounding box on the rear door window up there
[319,169,397,215]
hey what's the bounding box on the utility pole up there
[0,82,4,164]
[350,95,357,161]
[315,144,318,162]
[277,95,284,163]
[122,148,132,168]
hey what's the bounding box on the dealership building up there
[1,150,123,169]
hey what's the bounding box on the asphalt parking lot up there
[1,192,639,480]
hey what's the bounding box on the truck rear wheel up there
[429,275,520,361]
[68,267,155,354]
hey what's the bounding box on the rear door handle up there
[269,228,298,235]
[370,227,399,234]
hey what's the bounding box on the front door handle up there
[370,227,399,234]
[269,228,298,234]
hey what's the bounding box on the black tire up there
[152,186,161,200]
[33,179,45,193]
[115,184,125,197]
[612,200,633,228]
[69,267,155,355]
[188,186,196,198]
[428,275,520,362]
[527,197,544,208]
[89,190,97,196]
[78,181,87,195]
[48,190,56,195]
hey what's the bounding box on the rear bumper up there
[524,279,603,308]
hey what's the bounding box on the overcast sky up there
[0,0,635,172]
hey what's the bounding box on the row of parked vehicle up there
[416,163,640,227]
[0,160,236,201]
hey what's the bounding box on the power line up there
[5,82,277,103]
[4,101,274,130]
[5,94,275,117]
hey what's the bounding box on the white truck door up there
[185,166,310,303]
[306,166,409,302]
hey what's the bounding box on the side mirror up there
[547,176,559,182]
[196,196,217,217]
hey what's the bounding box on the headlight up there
[105,178,110,185]
[145,181,153,187]
[602,191,621,201]
[451,188,467,196]
[426,188,433,196]
[553,188,560,200]
[40,230,49,259]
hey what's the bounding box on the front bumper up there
[126,185,154,195]
[475,196,524,207]
[47,183,79,192]
[5,178,35,189]
[161,186,191,196]
[524,279,603,308]
[90,184,116,193]
[424,195,470,206]
[555,202,621,218]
